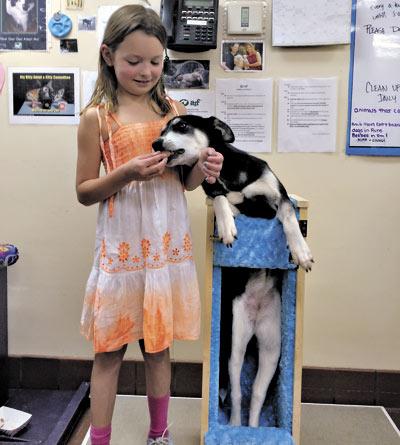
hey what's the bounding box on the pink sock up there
[90,424,111,445]
[147,392,170,439]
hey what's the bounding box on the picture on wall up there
[66,0,83,9]
[78,15,96,31]
[0,0,48,51]
[60,38,78,53]
[8,67,80,124]
[221,40,264,72]
[164,60,209,89]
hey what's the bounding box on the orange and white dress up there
[80,102,200,354]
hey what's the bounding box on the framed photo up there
[221,40,264,72]
[78,15,96,31]
[164,60,209,89]
[8,67,80,125]
[60,38,78,53]
[0,0,48,51]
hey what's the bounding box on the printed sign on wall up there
[347,0,400,156]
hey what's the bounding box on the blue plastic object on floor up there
[0,244,19,268]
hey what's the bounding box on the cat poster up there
[8,67,80,124]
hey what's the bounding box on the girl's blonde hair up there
[82,5,171,115]
[245,42,256,52]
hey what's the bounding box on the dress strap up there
[96,106,111,172]
[96,105,115,218]
[166,96,180,116]
[107,111,123,127]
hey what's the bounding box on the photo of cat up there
[9,68,80,124]
[24,80,67,110]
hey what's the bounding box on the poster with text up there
[347,0,400,156]
[0,0,48,51]
[216,78,273,152]
[9,67,80,124]
[278,78,338,152]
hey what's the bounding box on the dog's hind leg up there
[249,286,281,427]
[229,296,254,426]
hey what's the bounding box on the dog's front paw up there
[214,195,238,246]
[290,240,314,272]
[217,220,237,247]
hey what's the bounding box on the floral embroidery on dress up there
[101,240,106,259]
[99,232,194,273]
[163,232,171,255]
[141,239,151,259]
[118,242,130,262]
[183,234,192,252]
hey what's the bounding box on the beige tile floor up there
[79,396,400,445]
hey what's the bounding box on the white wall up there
[1,0,400,369]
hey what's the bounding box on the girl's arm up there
[184,148,223,191]
[76,108,169,206]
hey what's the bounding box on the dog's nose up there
[152,138,165,152]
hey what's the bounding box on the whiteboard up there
[347,0,400,156]
[272,0,352,46]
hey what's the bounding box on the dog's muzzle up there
[152,138,166,153]
[152,138,185,164]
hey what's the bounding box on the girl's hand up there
[123,152,170,181]
[199,147,224,184]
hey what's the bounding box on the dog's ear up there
[210,117,235,143]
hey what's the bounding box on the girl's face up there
[102,30,164,98]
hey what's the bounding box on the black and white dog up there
[6,0,35,32]
[153,115,313,427]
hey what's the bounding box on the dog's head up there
[9,0,34,12]
[152,115,234,167]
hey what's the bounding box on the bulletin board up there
[347,0,400,156]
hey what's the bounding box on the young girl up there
[76,5,223,445]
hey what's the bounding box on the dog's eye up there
[174,121,188,132]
